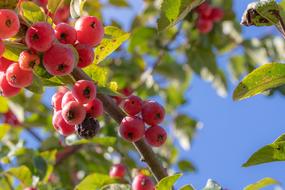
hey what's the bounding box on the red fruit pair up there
[109,163,126,179]
[132,174,155,190]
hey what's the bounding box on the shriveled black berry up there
[75,116,100,139]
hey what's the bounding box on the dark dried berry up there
[75,116,100,139]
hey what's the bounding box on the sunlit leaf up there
[48,0,64,14]
[70,0,86,18]
[3,42,28,62]
[0,97,9,113]
[20,1,45,24]
[244,177,280,190]
[3,166,32,187]
[156,173,183,190]
[75,173,117,190]
[0,124,10,140]
[65,135,117,146]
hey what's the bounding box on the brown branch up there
[71,68,168,182]
[55,145,82,166]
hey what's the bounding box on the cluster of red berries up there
[196,2,224,34]
[52,80,103,138]
[109,164,155,190]
[119,95,167,147]
[0,6,103,97]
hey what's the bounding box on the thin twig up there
[26,128,42,143]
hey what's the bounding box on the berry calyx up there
[55,23,77,44]
[75,16,104,47]
[141,101,165,126]
[119,116,145,142]
[75,44,94,68]
[43,43,75,76]
[72,80,96,104]
[52,110,75,136]
[109,163,126,179]
[0,9,20,39]
[132,174,155,190]
[122,95,143,116]
[145,126,167,147]
[84,98,103,118]
[25,22,55,52]
[0,57,13,72]
[61,91,75,108]
[0,72,21,97]
[19,50,40,71]
[75,116,100,139]
[62,101,86,125]
[5,63,33,88]
[51,91,65,111]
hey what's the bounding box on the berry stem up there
[71,68,168,182]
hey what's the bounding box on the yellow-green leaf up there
[156,174,183,190]
[75,173,116,190]
[3,42,28,62]
[83,64,108,86]
[0,97,9,113]
[244,177,279,190]
[0,124,10,140]
[21,1,45,24]
[3,166,32,187]
[48,0,64,14]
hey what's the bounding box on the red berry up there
[109,163,126,179]
[52,91,65,111]
[132,174,155,190]
[55,23,77,44]
[120,87,133,96]
[61,91,75,108]
[0,9,20,39]
[119,116,145,142]
[196,18,213,34]
[6,63,33,88]
[53,5,70,24]
[33,0,48,7]
[84,98,103,118]
[75,44,94,68]
[210,7,224,22]
[145,126,167,147]
[75,16,104,47]
[0,72,20,97]
[62,101,86,125]
[3,110,20,126]
[19,50,40,71]
[52,110,75,136]
[196,2,212,18]
[141,101,165,126]
[0,57,13,72]
[72,80,96,104]
[0,39,5,56]
[122,95,142,116]
[43,43,75,76]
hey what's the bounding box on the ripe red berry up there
[75,16,104,47]
[132,174,155,190]
[141,101,165,126]
[0,9,20,39]
[72,80,96,104]
[0,57,13,72]
[6,63,33,88]
[19,50,40,71]
[122,95,142,116]
[53,5,70,24]
[0,39,5,56]
[62,101,86,125]
[196,18,213,34]
[109,163,126,179]
[75,44,94,68]
[25,22,55,52]
[120,87,133,96]
[4,110,20,126]
[145,126,167,147]
[33,0,48,7]
[43,43,75,76]
[55,23,77,44]
[210,7,224,22]
[84,98,103,118]
[61,91,75,108]
[196,2,212,19]
[51,91,65,111]
[0,72,20,97]
[119,116,145,142]
[52,110,75,136]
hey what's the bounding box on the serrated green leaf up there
[48,0,64,14]
[244,177,279,190]
[3,42,28,62]
[93,26,130,64]
[203,179,222,190]
[157,0,204,32]
[75,173,117,190]
[0,124,10,140]
[156,173,182,190]
[21,1,45,24]
[70,0,86,18]
[25,74,43,94]
[3,166,32,187]
[233,63,285,101]
[0,97,9,113]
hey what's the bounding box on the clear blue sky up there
[33,1,285,189]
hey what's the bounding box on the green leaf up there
[203,179,222,190]
[33,156,48,180]
[243,134,285,167]
[20,1,45,24]
[97,86,120,96]
[109,0,129,7]
[70,0,86,18]
[83,65,108,86]
[101,184,131,190]
[65,135,117,146]
[3,166,32,187]
[0,124,10,140]
[48,0,64,14]
[180,185,195,190]
[75,173,117,190]
[34,62,53,79]
[0,0,17,9]
[0,97,9,113]
[93,26,130,64]
[25,74,44,94]
[156,173,183,190]
[3,42,28,62]
[178,160,196,172]
[40,150,57,182]
[233,63,285,101]
[244,177,279,190]
[157,0,204,32]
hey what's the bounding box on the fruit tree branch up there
[71,68,168,182]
